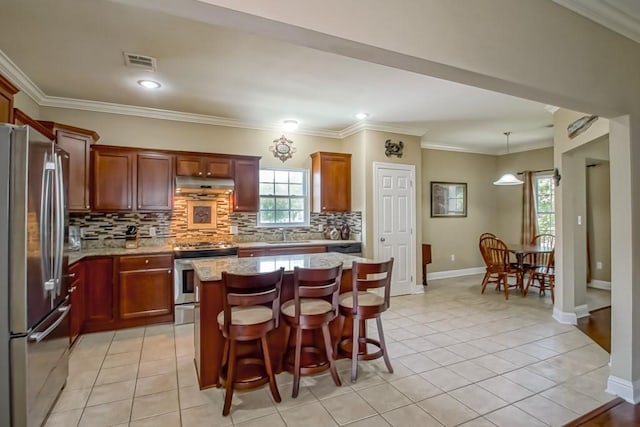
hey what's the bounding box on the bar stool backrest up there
[351,258,394,311]
[292,264,343,322]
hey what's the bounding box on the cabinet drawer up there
[119,254,173,271]
[237,248,269,258]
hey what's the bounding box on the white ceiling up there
[2,0,633,153]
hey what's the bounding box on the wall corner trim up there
[552,306,577,325]
[606,375,640,404]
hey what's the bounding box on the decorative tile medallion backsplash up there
[70,195,362,248]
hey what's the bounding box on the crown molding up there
[422,138,553,155]
[553,0,640,43]
[0,50,47,103]
[340,121,426,138]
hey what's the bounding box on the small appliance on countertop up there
[125,225,138,249]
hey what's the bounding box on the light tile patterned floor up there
[46,274,613,427]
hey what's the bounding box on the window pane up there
[289,171,303,183]
[260,210,275,223]
[275,183,289,195]
[535,175,555,235]
[274,170,289,183]
[290,198,304,210]
[275,211,289,223]
[260,197,275,210]
[289,184,303,196]
[260,169,274,182]
[259,183,274,195]
[275,198,289,210]
[291,210,304,222]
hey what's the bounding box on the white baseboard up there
[413,285,425,294]
[552,306,577,325]
[588,280,612,290]
[606,375,640,403]
[575,304,590,319]
[427,267,485,280]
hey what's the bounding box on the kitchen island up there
[191,252,365,389]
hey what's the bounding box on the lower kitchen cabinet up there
[118,254,173,320]
[238,245,327,258]
[68,261,85,345]
[81,253,174,333]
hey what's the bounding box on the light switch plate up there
[149,226,156,237]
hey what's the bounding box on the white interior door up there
[373,162,416,296]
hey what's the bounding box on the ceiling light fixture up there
[137,79,161,89]
[355,112,369,120]
[493,131,524,186]
[282,120,299,132]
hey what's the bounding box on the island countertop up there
[192,252,367,282]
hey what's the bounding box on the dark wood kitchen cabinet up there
[176,154,233,178]
[40,121,99,212]
[232,156,260,212]
[0,74,18,123]
[83,257,115,331]
[137,152,174,210]
[68,261,85,345]
[310,152,351,212]
[92,147,135,211]
[118,254,173,321]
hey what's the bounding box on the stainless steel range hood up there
[175,176,234,195]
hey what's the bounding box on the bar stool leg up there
[335,315,345,358]
[351,318,359,382]
[280,324,291,372]
[261,336,281,403]
[321,323,341,387]
[376,316,393,374]
[292,327,303,398]
[222,340,236,416]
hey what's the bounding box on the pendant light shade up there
[494,131,523,186]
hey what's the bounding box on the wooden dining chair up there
[524,249,555,302]
[337,258,394,382]
[479,235,504,291]
[218,268,284,416]
[526,234,555,270]
[480,237,523,299]
[281,264,343,398]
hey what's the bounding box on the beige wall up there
[422,149,498,272]
[39,107,342,169]
[495,147,554,244]
[13,92,40,118]
[587,159,611,282]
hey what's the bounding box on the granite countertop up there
[68,245,174,265]
[237,239,360,248]
[192,252,367,282]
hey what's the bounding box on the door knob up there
[380,237,386,242]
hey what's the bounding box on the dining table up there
[507,243,554,270]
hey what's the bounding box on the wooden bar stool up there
[281,264,343,398]
[337,258,394,382]
[218,268,284,416]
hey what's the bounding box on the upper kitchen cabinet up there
[39,121,99,212]
[92,146,135,211]
[310,152,351,212]
[13,109,55,140]
[176,154,233,178]
[0,74,18,123]
[232,156,260,212]
[137,152,174,211]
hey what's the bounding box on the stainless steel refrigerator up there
[0,124,70,427]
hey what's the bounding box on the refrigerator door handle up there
[53,152,65,296]
[40,152,55,292]
[28,304,70,343]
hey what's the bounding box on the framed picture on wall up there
[430,182,467,217]
[187,200,217,229]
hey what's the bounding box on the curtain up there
[521,171,538,244]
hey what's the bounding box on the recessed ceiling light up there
[137,79,161,89]
[283,120,299,132]
[355,112,369,120]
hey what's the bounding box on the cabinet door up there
[233,158,259,212]
[57,131,92,211]
[119,268,173,320]
[68,262,84,345]
[0,75,18,124]
[176,155,204,177]
[313,152,351,212]
[84,258,114,326]
[92,148,135,211]
[137,152,174,211]
[204,157,233,178]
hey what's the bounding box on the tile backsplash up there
[70,195,362,248]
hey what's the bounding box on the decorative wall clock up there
[270,135,296,162]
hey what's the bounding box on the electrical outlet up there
[318,224,324,232]
[596,261,603,270]
[149,226,156,237]
[80,228,86,238]
[230,225,238,234]
[450,254,455,261]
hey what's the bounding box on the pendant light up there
[493,131,524,186]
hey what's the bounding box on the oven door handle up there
[29,304,70,343]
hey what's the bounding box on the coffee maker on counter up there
[125,225,138,249]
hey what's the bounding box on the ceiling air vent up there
[123,52,157,71]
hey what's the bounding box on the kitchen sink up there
[266,240,311,244]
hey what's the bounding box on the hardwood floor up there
[577,306,611,353]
